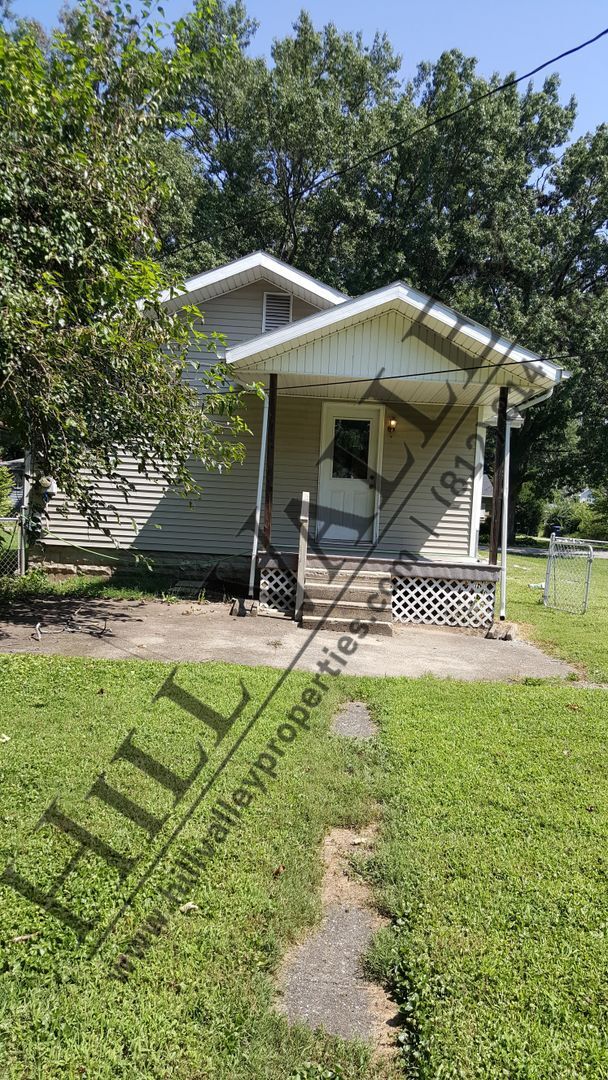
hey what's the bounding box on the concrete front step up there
[306,570,393,596]
[302,598,392,622]
[300,614,393,636]
[304,582,391,603]
[305,569,392,588]
[306,554,395,574]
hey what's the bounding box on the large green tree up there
[0,0,251,529]
[167,2,401,280]
[163,9,608,532]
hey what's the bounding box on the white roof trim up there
[227,281,564,385]
[160,251,347,308]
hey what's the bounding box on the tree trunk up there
[507,480,520,545]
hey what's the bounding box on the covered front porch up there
[245,382,499,634]
[258,543,500,634]
[225,280,564,633]
[247,390,498,633]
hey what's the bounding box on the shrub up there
[0,465,13,518]
[542,492,584,537]
[514,482,546,538]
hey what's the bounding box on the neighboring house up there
[0,458,24,512]
[481,473,494,522]
[44,252,566,633]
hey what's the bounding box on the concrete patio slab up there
[0,597,573,681]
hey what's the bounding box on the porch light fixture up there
[387,416,397,436]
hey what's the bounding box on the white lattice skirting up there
[260,565,496,627]
[392,576,496,629]
[259,566,297,614]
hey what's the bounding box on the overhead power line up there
[165,23,608,262]
[295,25,608,197]
[203,351,596,399]
[266,356,568,395]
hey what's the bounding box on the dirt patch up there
[331,701,378,739]
[276,825,399,1058]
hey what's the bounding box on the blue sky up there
[13,0,608,141]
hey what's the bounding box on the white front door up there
[317,404,383,544]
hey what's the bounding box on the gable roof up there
[227,280,564,389]
[161,252,348,312]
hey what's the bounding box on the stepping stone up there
[331,701,377,739]
[278,903,380,1040]
[276,827,397,1055]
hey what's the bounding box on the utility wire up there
[290,25,608,196]
[189,343,608,398]
[164,24,608,262]
[205,351,594,399]
[267,357,565,395]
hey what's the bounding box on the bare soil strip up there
[276,825,399,1058]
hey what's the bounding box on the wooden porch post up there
[489,386,508,565]
[263,374,278,550]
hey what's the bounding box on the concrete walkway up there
[276,825,398,1055]
[0,597,572,680]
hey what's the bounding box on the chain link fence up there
[543,533,594,615]
[0,514,24,578]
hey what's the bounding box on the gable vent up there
[263,292,292,333]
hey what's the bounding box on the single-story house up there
[44,252,566,633]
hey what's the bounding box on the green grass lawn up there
[1,655,607,1078]
[0,566,188,602]
[507,553,608,682]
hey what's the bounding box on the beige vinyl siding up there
[47,395,475,557]
[46,283,320,554]
[48,395,264,554]
[378,405,477,558]
[271,399,322,549]
[48,396,318,555]
[187,281,317,360]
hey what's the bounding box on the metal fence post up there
[18,507,26,576]
[543,531,554,607]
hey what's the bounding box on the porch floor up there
[0,596,571,682]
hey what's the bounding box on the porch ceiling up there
[233,371,536,409]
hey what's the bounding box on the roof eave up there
[159,252,348,310]
[227,282,564,387]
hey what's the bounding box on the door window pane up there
[332,418,370,479]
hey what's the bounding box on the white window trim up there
[262,291,293,333]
